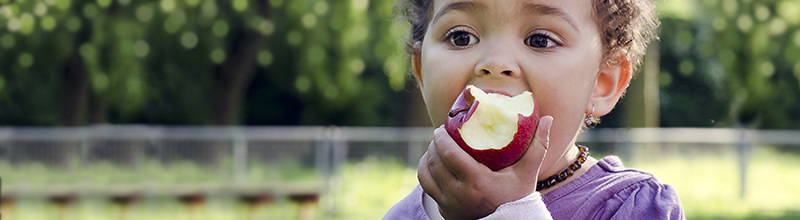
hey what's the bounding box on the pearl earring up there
[584,105,595,127]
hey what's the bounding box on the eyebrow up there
[431,1,484,25]
[519,3,580,33]
[430,1,581,33]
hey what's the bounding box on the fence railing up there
[2,125,797,144]
[1,125,799,200]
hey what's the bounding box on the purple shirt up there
[384,156,685,219]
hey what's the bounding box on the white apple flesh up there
[445,85,539,171]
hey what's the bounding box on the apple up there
[445,85,539,171]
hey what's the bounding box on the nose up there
[474,46,522,78]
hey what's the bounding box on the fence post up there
[232,127,247,184]
[315,136,331,180]
[80,127,89,172]
[407,140,421,168]
[328,127,346,174]
[737,128,753,199]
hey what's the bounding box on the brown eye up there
[449,31,478,47]
[525,34,558,48]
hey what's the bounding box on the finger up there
[427,137,459,189]
[433,126,484,181]
[512,115,553,182]
[418,150,443,200]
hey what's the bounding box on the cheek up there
[538,65,596,120]
[523,51,600,150]
[527,44,601,101]
[526,56,597,110]
[420,47,474,125]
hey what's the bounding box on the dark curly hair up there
[395,0,659,72]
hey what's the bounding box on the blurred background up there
[0,0,799,219]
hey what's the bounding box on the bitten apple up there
[444,85,539,171]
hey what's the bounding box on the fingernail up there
[541,116,553,130]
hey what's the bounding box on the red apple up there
[445,85,540,171]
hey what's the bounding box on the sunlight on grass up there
[320,157,418,219]
[629,145,800,219]
[262,157,419,219]
[2,147,799,219]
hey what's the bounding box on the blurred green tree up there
[1,0,798,128]
[658,0,800,129]
[0,0,412,126]
[606,0,800,129]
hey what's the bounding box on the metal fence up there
[1,125,799,200]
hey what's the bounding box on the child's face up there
[414,0,625,171]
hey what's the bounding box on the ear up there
[589,54,632,117]
[411,41,424,88]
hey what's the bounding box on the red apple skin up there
[444,86,540,171]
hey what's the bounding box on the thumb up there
[512,115,553,182]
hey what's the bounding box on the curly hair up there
[394,0,660,72]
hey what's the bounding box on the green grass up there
[0,158,321,187]
[628,146,800,219]
[2,147,800,219]
[316,157,418,220]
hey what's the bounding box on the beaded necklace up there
[536,145,589,191]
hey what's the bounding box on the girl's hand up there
[418,116,553,219]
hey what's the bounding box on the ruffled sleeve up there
[600,180,685,220]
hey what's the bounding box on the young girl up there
[384,0,684,219]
